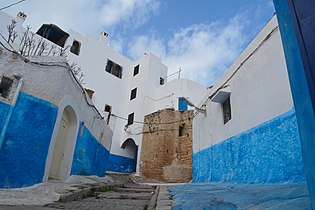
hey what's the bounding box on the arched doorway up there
[49,106,77,180]
[121,138,138,172]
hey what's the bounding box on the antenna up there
[178,67,182,79]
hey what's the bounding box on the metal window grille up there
[0,77,13,98]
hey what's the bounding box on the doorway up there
[49,109,70,180]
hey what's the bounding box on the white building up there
[192,15,305,183]
[0,11,207,174]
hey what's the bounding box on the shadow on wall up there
[192,109,306,184]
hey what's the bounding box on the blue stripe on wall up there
[106,153,136,173]
[192,109,306,184]
[71,124,110,177]
[0,92,58,188]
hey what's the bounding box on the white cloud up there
[128,15,248,86]
[127,34,166,59]
[99,0,160,29]
[0,0,159,34]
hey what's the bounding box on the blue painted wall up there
[71,124,110,177]
[192,109,306,184]
[0,92,58,188]
[274,0,315,208]
[0,101,10,132]
[106,153,136,173]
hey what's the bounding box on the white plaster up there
[0,11,207,172]
[193,16,294,153]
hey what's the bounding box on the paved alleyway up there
[45,182,156,210]
[0,174,157,210]
[167,182,310,209]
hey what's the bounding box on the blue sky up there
[1,0,275,86]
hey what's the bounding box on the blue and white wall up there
[0,10,207,176]
[192,16,306,183]
[0,48,112,188]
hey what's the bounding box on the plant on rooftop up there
[4,20,85,84]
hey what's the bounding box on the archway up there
[49,105,78,180]
[121,138,138,172]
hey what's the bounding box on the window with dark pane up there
[70,40,81,55]
[127,113,134,125]
[130,88,137,100]
[105,59,123,79]
[0,77,13,98]
[179,124,185,137]
[160,77,164,85]
[223,97,231,124]
[133,65,139,76]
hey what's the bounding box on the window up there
[104,104,112,112]
[127,113,134,125]
[105,59,123,79]
[0,76,13,99]
[36,24,69,47]
[178,97,188,111]
[223,97,231,124]
[179,124,185,137]
[130,88,137,100]
[133,65,139,76]
[70,40,81,55]
[160,77,164,85]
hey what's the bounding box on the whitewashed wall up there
[0,11,207,168]
[193,16,294,153]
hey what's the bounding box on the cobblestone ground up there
[0,175,156,210]
[45,183,155,210]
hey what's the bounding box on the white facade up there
[193,15,293,153]
[0,11,207,173]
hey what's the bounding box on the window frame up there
[0,76,14,99]
[130,88,137,100]
[70,40,81,56]
[222,97,232,124]
[105,59,123,79]
[127,113,134,125]
[133,65,139,76]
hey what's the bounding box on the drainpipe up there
[0,74,23,150]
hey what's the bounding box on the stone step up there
[123,184,155,189]
[113,187,155,193]
[97,192,152,200]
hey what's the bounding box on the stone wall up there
[140,109,193,183]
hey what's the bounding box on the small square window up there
[160,77,164,85]
[130,88,137,100]
[70,40,81,55]
[179,124,185,137]
[0,76,13,99]
[127,113,134,125]
[133,65,139,76]
[223,97,231,124]
[105,59,123,79]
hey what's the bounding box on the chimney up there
[16,12,27,23]
[99,32,109,45]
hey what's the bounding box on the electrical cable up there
[195,26,280,114]
[0,34,104,119]
[111,113,193,125]
[0,0,26,10]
